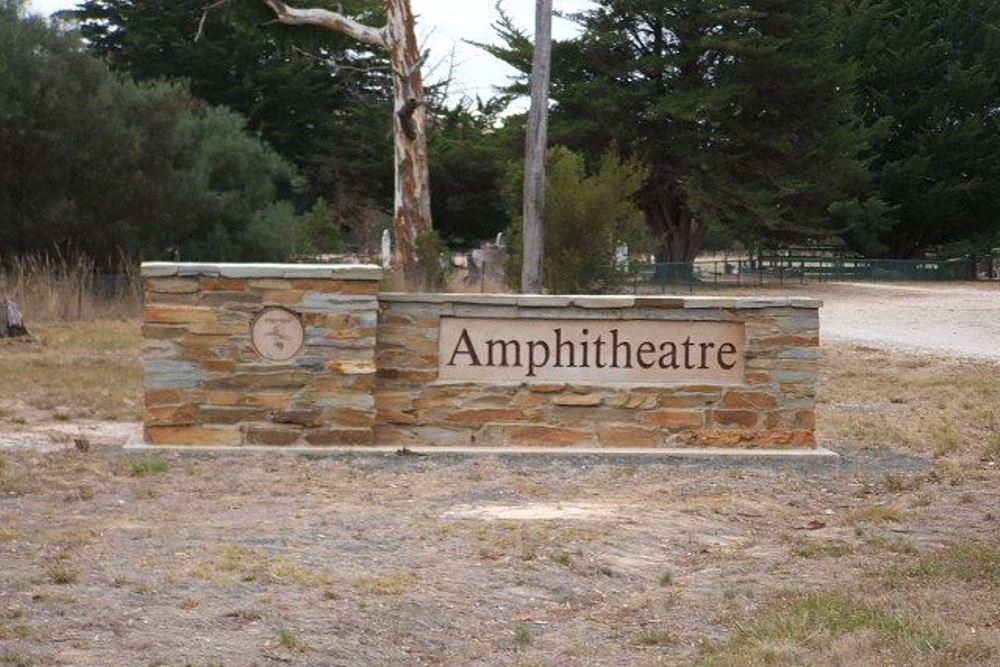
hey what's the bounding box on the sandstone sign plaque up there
[439,317,745,384]
[251,307,305,362]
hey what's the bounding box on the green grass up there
[514,623,533,647]
[884,542,1000,590]
[637,628,674,646]
[693,591,991,666]
[277,627,307,652]
[790,540,854,559]
[985,433,1000,459]
[128,459,169,477]
[49,565,79,585]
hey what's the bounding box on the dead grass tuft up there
[845,504,906,524]
[190,545,332,588]
[351,572,419,595]
[789,539,854,559]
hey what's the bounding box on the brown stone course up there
[143,269,818,450]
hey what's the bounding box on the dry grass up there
[819,344,1000,465]
[693,587,991,667]
[351,572,419,595]
[0,319,141,422]
[0,253,140,322]
[190,545,333,588]
[0,293,996,665]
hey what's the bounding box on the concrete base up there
[124,442,839,459]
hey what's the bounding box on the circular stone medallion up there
[250,307,305,362]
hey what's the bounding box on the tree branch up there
[261,0,386,48]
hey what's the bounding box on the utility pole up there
[520,0,552,294]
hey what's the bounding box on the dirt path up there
[816,281,1000,360]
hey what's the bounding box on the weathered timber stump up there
[0,298,28,338]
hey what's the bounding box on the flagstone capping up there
[141,262,383,281]
[376,293,823,309]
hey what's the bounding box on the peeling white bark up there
[261,0,431,276]
[262,0,385,46]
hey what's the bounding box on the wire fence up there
[624,255,980,293]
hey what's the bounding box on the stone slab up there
[141,262,382,281]
[125,441,839,459]
[377,293,822,309]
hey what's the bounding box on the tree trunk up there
[384,0,432,281]
[521,0,552,294]
[261,0,432,280]
[646,191,706,263]
[0,298,28,338]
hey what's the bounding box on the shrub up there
[505,147,653,293]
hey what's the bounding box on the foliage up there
[428,97,514,248]
[505,147,651,293]
[413,228,451,291]
[293,198,342,256]
[0,6,298,261]
[484,0,888,261]
[840,0,1000,257]
[73,0,394,212]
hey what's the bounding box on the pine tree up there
[484,0,887,261]
[74,0,394,210]
[841,0,1000,257]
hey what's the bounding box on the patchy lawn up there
[0,319,998,666]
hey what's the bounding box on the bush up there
[505,147,652,293]
[0,7,298,263]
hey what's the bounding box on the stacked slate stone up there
[142,263,381,446]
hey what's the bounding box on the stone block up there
[326,359,376,375]
[145,359,206,389]
[245,426,303,446]
[596,424,663,447]
[203,391,292,409]
[642,410,704,427]
[446,408,524,424]
[203,370,312,390]
[262,290,304,305]
[327,408,375,427]
[527,383,566,394]
[144,304,216,324]
[712,410,759,428]
[200,277,246,291]
[199,406,269,424]
[505,424,594,447]
[552,394,603,407]
[144,403,198,426]
[146,278,200,294]
[145,425,242,446]
[604,393,658,410]
[273,409,324,427]
[722,391,778,410]
[305,428,374,446]
[657,394,717,409]
[201,359,237,373]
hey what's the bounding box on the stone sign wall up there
[142,262,381,446]
[375,293,820,449]
[141,263,822,450]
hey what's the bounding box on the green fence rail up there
[626,256,977,292]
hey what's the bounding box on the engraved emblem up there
[250,307,305,362]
